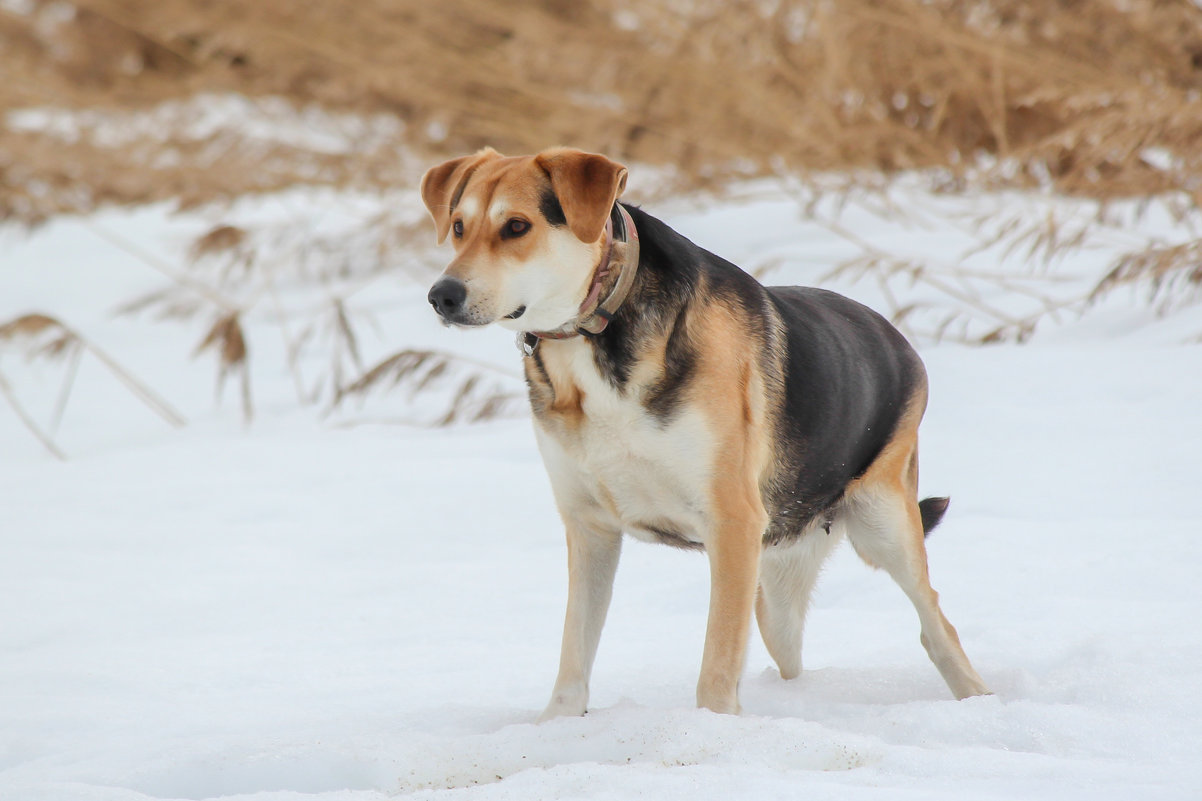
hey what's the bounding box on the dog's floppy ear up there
[420,147,502,243]
[536,149,628,243]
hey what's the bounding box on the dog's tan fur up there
[421,148,989,719]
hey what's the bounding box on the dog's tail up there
[918,496,950,538]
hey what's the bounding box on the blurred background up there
[3,0,1202,448]
[6,0,1202,213]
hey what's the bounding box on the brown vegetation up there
[4,0,1202,221]
[0,312,185,458]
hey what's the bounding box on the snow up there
[6,94,404,156]
[2,177,1201,800]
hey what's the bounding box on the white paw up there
[538,685,588,722]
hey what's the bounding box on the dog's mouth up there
[504,305,526,320]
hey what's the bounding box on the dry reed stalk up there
[190,224,247,260]
[0,312,185,457]
[333,348,523,426]
[1089,240,1202,314]
[112,214,513,423]
[193,311,252,422]
[0,371,67,460]
[757,180,1201,344]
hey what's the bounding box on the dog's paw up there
[538,686,588,722]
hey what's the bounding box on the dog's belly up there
[533,355,714,546]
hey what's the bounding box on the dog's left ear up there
[536,149,628,243]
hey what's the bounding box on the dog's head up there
[420,147,628,332]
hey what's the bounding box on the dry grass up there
[335,349,523,427]
[0,312,185,457]
[5,0,1202,220]
[108,208,525,426]
[106,193,452,419]
[1090,240,1202,314]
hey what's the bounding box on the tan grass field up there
[4,0,1202,221]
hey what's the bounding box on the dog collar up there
[518,204,640,357]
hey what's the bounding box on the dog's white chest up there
[532,341,713,544]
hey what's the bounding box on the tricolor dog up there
[421,147,990,719]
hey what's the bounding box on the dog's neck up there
[518,204,640,356]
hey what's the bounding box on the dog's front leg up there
[539,519,622,722]
[697,498,766,715]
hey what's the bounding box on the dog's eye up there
[453,219,464,238]
[503,218,530,239]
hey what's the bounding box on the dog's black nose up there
[428,277,467,320]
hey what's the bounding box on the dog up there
[421,147,990,719]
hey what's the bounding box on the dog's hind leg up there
[844,443,990,699]
[755,529,843,680]
[540,519,622,722]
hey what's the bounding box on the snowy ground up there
[2,179,1201,800]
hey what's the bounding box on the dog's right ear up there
[420,148,502,244]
